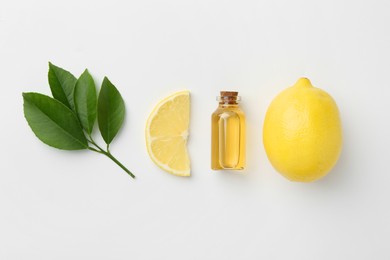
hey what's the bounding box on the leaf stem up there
[87,137,135,179]
[102,150,135,178]
[88,147,103,154]
[88,138,105,151]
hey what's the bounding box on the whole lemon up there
[263,78,342,182]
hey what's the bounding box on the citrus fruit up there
[145,91,191,176]
[263,78,342,182]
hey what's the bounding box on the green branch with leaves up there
[23,62,135,178]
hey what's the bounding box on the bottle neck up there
[218,102,239,108]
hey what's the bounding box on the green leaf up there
[48,62,77,110]
[74,69,97,135]
[98,77,125,145]
[23,92,88,150]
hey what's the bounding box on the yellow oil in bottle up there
[211,91,246,170]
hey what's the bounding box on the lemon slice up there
[146,91,191,176]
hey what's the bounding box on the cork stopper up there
[218,91,240,104]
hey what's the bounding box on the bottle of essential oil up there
[211,91,246,170]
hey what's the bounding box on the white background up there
[1,0,389,259]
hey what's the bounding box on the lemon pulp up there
[145,91,191,176]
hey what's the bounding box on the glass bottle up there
[211,91,246,170]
